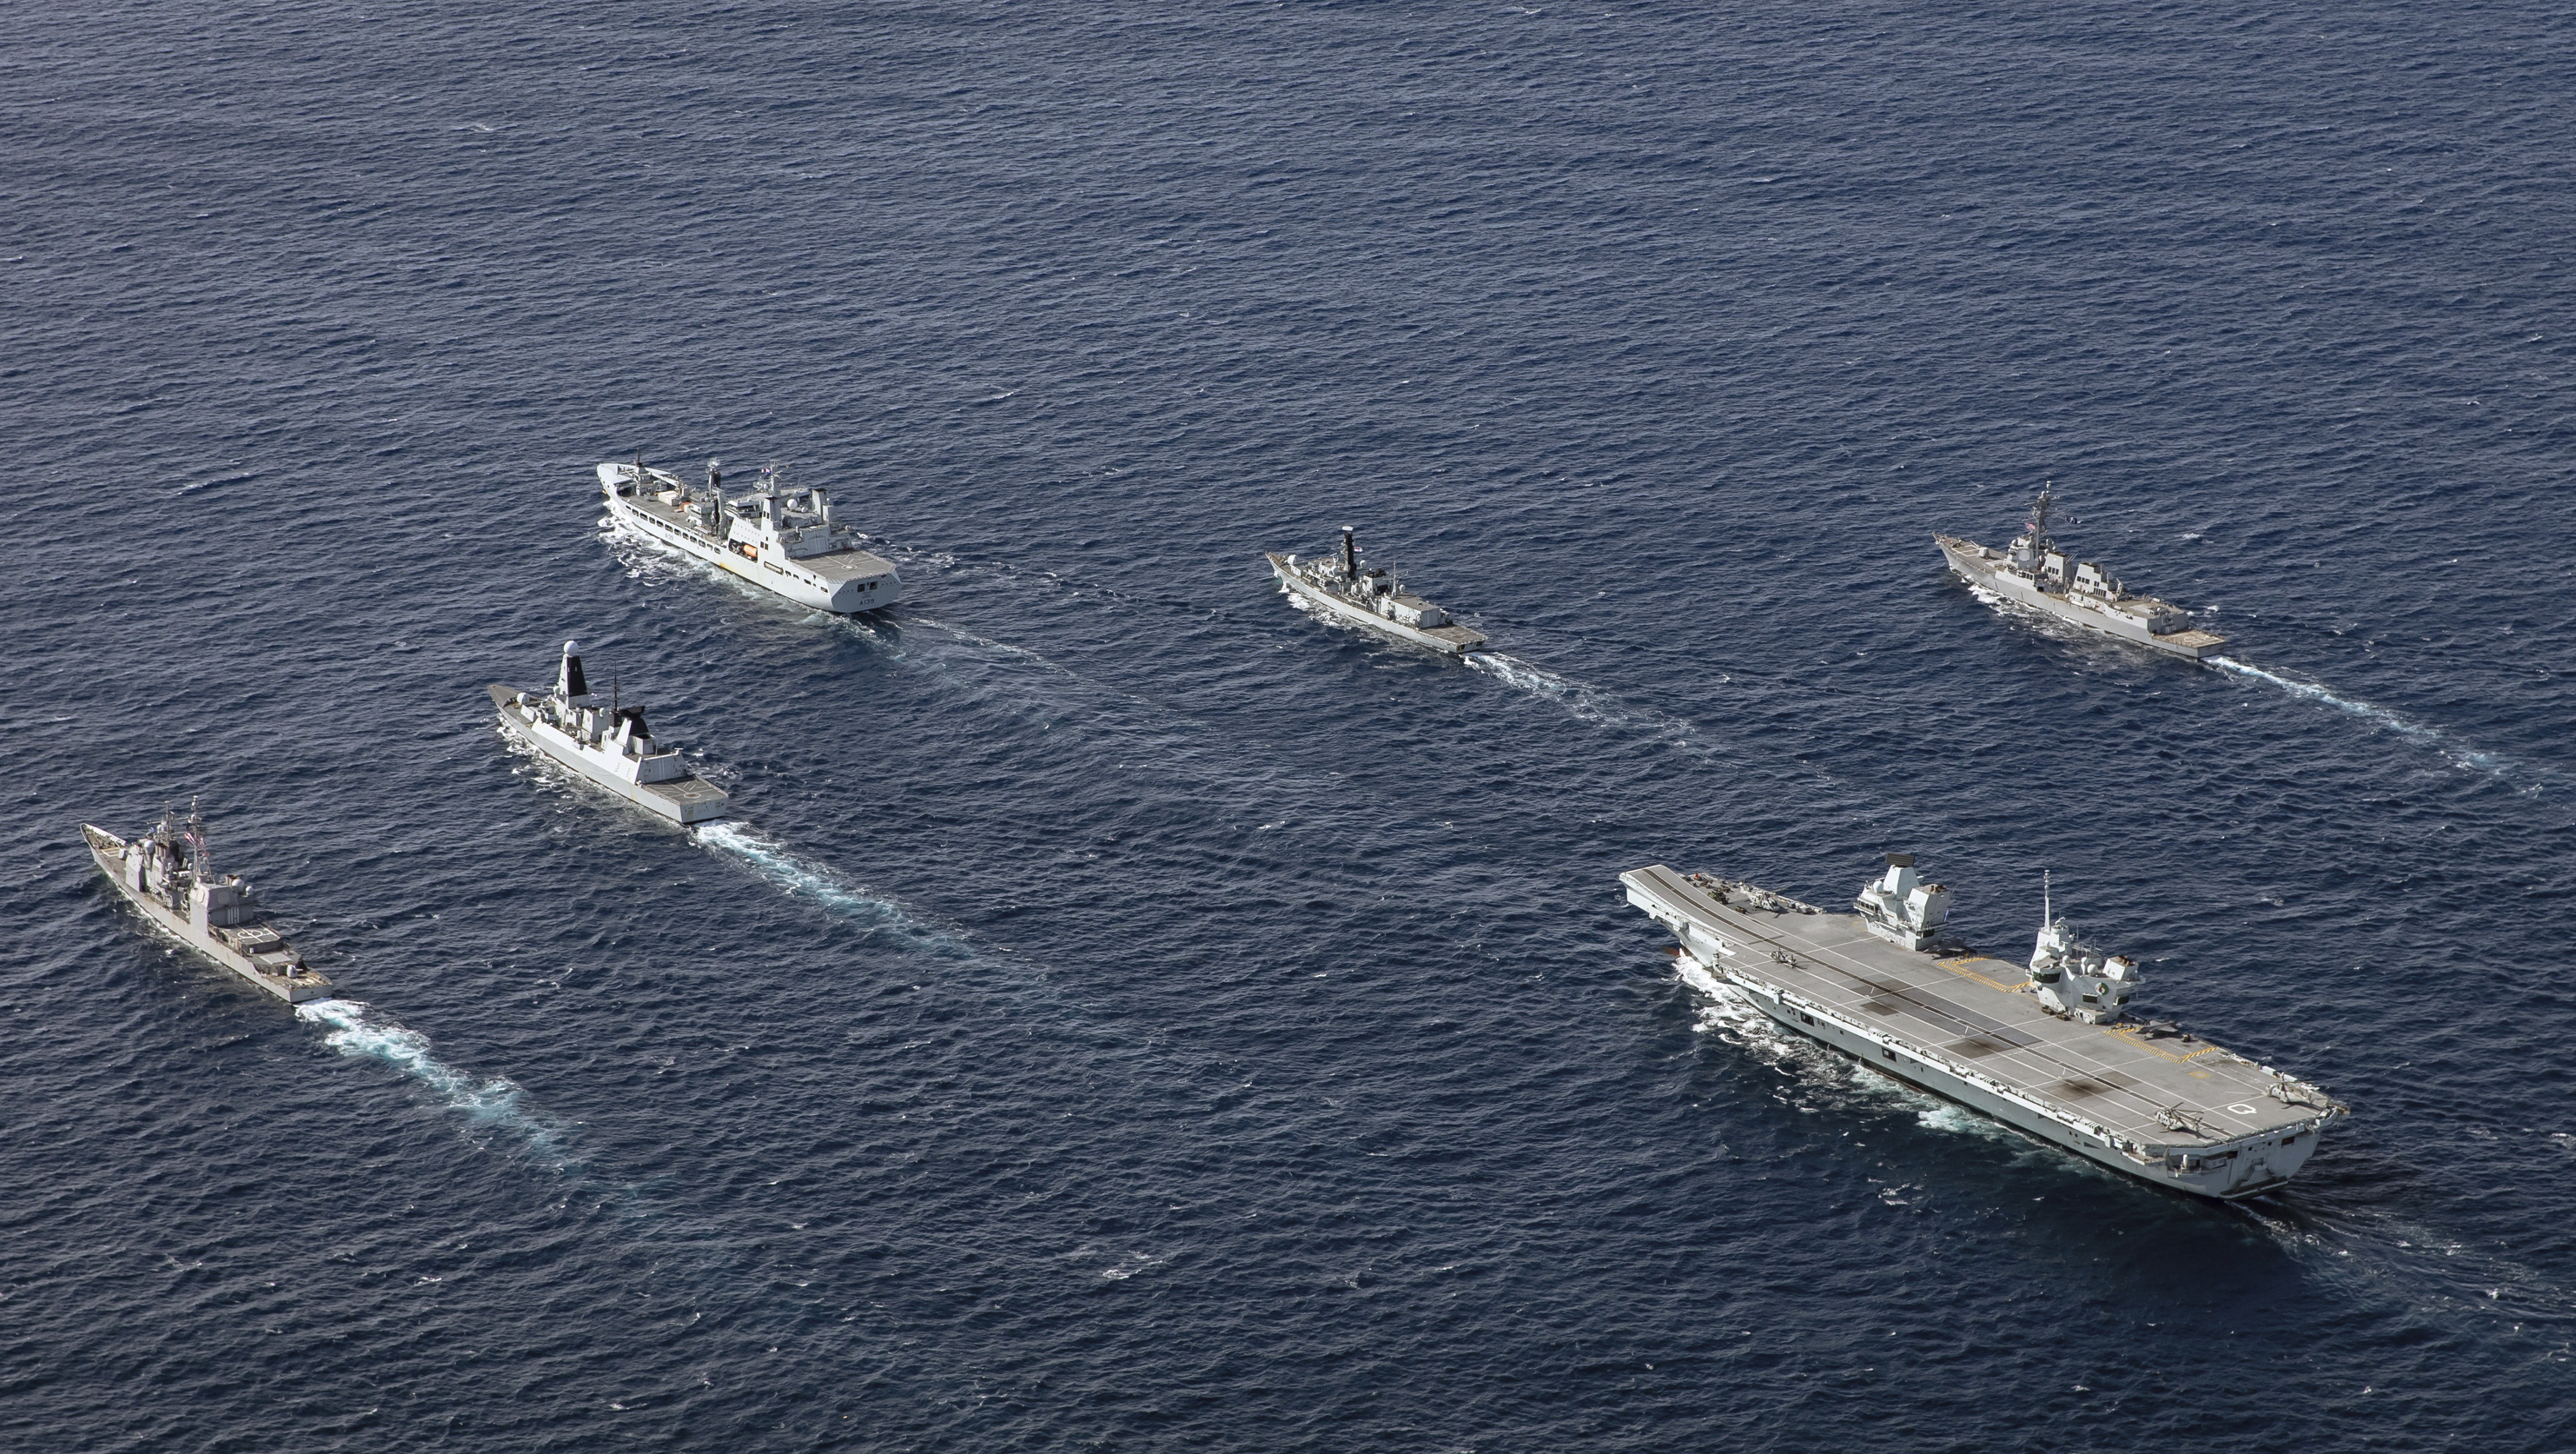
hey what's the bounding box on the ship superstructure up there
[1936,486,2227,659]
[601,456,901,614]
[1623,854,2344,1199]
[1265,527,1487,656]
[83,805,334,1005]
[490,641,732,826]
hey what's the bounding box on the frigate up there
[83,804,335,1005]
[490,641,732,825]
[1936,486,2228,659]
[600,456,902,614]
[1623,855,2345,1198]
[1266,527,1487,656]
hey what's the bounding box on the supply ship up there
[1623,855,2344,1198]
[490,641,732,825]
[1266,527,1487,656]
[83,804,335,1005]
[1936,486,2228,659]
[601,457,902,614]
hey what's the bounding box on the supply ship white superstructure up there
[83,805,335,1005]
[1266,527,1487,656]
[490,641,731,825]
[601,457,901,614]
[1624,855,2345,1199]
[1937,486,2227,659]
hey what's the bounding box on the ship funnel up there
[560,640,590,699]
[1340,525,1358,578]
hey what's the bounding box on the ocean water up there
[8,2,2575,1449]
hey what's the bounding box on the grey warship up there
[601,457,902,615]
[83,805,334,1005]
[1937,486,2228,659]
[491,641,732,826]
[1623,855,2345,1198]
[1266,527,1487,656]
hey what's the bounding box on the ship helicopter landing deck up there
[1625,862,2343,1198]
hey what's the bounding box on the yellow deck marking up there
[2103,1023,2223,1065]
[1936,956,2030,995]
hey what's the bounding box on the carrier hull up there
[1625,863,2340,1200]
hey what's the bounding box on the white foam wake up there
[2210,658,2508,773]
[1467,651,1696,736]
[694,822,974,959]
[294,999,565,1159]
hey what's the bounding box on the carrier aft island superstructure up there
[1623,855,2344,1199]
[1266,527,1487,657]
[490,641,732,826]
[1937,486,2228,659]
[83,805,334,1005]
[601,457,902,614]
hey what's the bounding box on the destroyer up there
[1623,855,2344,1198]
[1937,486,2227,659]
[83,804,334,1005]
[1266,527,1487,656]
[491,641,732,825]
[600,456,902,614]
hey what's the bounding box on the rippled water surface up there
[9,3,2575,1449]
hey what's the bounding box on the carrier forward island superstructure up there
[83,805,334,1005]
[1266,527,1487,656]
[1624,855,2344,1198]
[601,457,901,614]
[1937,487,2228,659]
[490,641,732,825]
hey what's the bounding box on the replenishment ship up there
[83,804,335,1005]
[1623,854,2345,1198]
[1266,527,1487,656]
[600,456,902,614]
[1936,486,2228,659]
[490,641,732,825]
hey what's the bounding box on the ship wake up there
[2210,658,2509,775]
[694,822,974,960]
[295,999,567,1162]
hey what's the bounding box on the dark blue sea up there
[10,2,2575,1448]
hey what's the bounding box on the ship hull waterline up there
[82,827,336,1006]
[1627,863,2335,1201]
[1685,953,2307,1200]
[1936,534,2227,661]
[1266,554,1486,658]
[490,687,732,827]
[600,470,899,617]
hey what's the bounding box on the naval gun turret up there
[2025,875,2140,1023]
[1854,853,1953,951]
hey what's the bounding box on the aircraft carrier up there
[601,456,902,614]
[491,641,732,826]
[1623,855,2344,1198]
[1937,486,2228,659]
[1267,526,1487,656]
[83,804,335,1005]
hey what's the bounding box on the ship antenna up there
[2042,868,2052,927]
